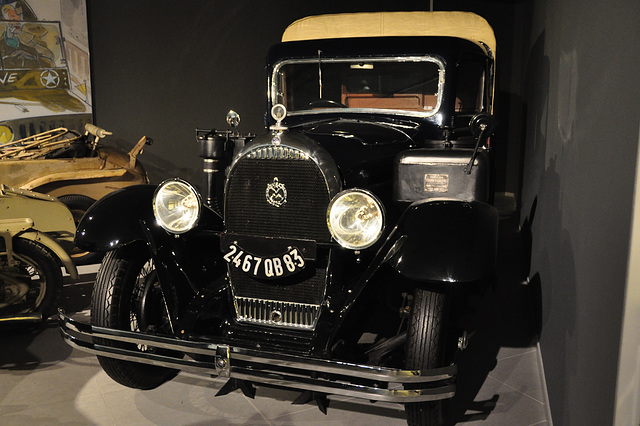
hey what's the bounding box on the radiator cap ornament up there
[270,104,288,135]
[266,177,287,207]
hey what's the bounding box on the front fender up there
[75,184,224,292]
[20,230,78,279]
[386,199,498,282]
[75,184,158,253]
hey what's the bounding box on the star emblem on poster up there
[40,70,60,88]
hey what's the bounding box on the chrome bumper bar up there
[59,312,456,403]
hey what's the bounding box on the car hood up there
[293,118,417,197]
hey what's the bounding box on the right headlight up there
[153,178,201,234]
[327,189,385,250]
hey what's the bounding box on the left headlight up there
[327,189,385,250]
[153,178,201,234]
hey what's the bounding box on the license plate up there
[222,243,306,279]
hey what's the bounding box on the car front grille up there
[234,297,321,329]
[224,142,334,329]
[225,152,332,242]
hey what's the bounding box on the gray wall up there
[519,0,640,424]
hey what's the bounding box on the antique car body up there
[1,184,77,323]
[1,124,151,262]
[60,11,499,424]
[1,124,150,201]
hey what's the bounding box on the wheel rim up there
[0,252,47,314]
[128,259,175,351]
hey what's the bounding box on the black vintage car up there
[60,11,499,425]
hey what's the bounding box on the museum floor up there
[1,213,553,425]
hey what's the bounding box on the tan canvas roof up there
[282,11,496,58]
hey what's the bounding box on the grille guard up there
[59,311,456,403]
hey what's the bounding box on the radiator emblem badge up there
[266,177,287,207]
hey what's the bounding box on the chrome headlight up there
[153,179,201,234]
[327,189,385,250]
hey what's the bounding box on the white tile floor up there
[0,278,552,425]
[0,325,550,425]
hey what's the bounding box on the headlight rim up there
[152,178,202,234]
[327,188,385,250]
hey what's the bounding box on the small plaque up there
[424,174,449,193]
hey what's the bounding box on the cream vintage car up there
[1,124,151,263]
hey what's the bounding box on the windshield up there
[272,57,444,117]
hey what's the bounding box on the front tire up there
[405,288,454,426]
[91,245,180,389]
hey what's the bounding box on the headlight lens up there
[153,179,201,234]
[327,189,384,250]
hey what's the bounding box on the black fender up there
[385,199,498,283]
[75,184,222,253]
[75,184,228,330]
[320,198,498,352]
[75,184,157,253]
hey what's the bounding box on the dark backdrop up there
[86,0,524,194]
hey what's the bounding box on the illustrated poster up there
[0,0,91,144]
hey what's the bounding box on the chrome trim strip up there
[245,145,310,161]
[59,312,456,403]
[231,367,455,403]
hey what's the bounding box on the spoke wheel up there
[91,245,180,389]
[0,238,62,319]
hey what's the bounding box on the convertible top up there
[282,11,496,59]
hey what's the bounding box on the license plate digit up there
[242,254,253,272]
[223,244,238,263]
[282,254,295,272]
[232,250,244,268]
[290,248,305,268]
[252,257,262,275]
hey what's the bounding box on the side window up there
[455,60,485,113]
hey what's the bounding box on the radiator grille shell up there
[225,156,332,241]
[224,133,340,329]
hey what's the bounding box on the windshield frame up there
[270,55,446,119]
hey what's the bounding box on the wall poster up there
[0,0,91,144]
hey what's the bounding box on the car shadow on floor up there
[448,208,541,424]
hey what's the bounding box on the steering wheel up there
[306,99,348,109]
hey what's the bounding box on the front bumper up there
[59,312,456,403]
